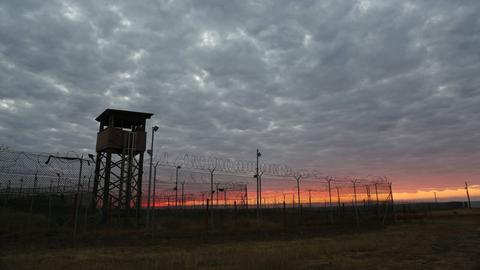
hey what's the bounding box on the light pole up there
[147,125,159,209]
[259,171,264,208]
[181,181,185,208]
[152,161,159,209]
[209,168,215,206]
[146,125,158,228]
[175,165,181,208]
[216,183,220,207]
[255,149,261,210]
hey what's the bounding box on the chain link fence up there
[0,147,441,242]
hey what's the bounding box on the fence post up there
[245,184,248,209]
[2,191,7,211]
[48,195,53,231]
[336,187,341,207]
[327,178,333,206]
[465,181,472,209]
[353,199,359,227]
[234,200,237,223]
[389,183,396,223]
[3,180,11,210]
[83,196,89,232]
[83,176,92,233]
[73,193,79,240]
[27,195,35,233]
[205,198,210,233]
[73,157,84,241]
[309,190,312,208]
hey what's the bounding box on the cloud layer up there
[1,0,480,190]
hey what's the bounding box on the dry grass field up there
[1,209,479,270]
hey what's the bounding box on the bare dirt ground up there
[1,209,479,270]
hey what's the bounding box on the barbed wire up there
[0,146,390,201]
[152,151,387,184]
[0,148,94,192]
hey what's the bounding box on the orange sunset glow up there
[393,185,480,202]
[149,186,479,208]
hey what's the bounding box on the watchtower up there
[91,109,153,222]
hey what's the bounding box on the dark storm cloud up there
[1,0,480,188]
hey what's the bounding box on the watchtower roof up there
[95,108,153,128]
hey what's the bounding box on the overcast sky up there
[1,0,479,191]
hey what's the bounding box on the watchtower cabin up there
[91,109,153,222]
